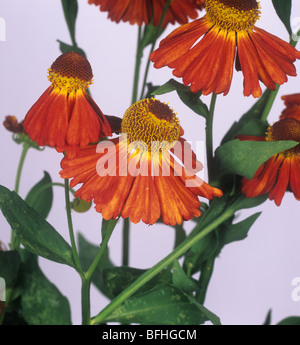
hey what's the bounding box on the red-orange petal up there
[150,17,211,69]
[121,155,161,224]
[241,155,284,198]
[24,87,69,148]
[269,157,291,206]
[289,156,300,200]
[236,32,262,98]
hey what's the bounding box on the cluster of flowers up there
[4,0,300,226]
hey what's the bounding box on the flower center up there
[47,52,93,93]
[121,98,181,153]
[266,118,300,157]
[205,0,261,32]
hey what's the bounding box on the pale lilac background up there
[1,0,300,325]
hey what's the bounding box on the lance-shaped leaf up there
[214,139,298,179]
[0,185,75,268]
[61,0,78,46]
[152,79,209,118]
[0,250,21,287]
[100,266,172,300]
[25,171,53,219]
[102,284,209,325]
[272,0,292,36]
[221,212,261,245]
[57,40,87,57]
[20,251,71,325]
[172,260,199,293]
[221,89,272,144]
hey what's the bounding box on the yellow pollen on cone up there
[121,98,181,153]
[205,0,261,32]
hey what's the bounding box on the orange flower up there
[23,52,112,158]
[150,0,300,98]
[88,0,202,27]
[240,105,300,206]
[60,98,223,225]
[280,93,300,121]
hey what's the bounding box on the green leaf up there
[221,89,272,144]
[78,232,111,271]
[152,78,186,95]
[214,139,298,179]
[20,251,71,325]
[272,0,292,36]
[231,119,268,138]
[230,193,268,211]
[0,251,21,287]
[221,212,261,245]
[152,79,209,118]
[0,185,75,268]
[172,260,199,293]
[25,171,53,219]
[61,0,78,46]
[142,23,165,49]
[101,266,172,300]
[57,40,87,57]
[183,231,219,274]
[103,284,208,325]
[277,316,300,325]
[187,296,221,325]
[195,258,215,305]
[263,309,272,325]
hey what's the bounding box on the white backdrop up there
[0,0,300,325]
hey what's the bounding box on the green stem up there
[91,205,236,325]
[260,84,280,123]
[81,219,116,325]
[206,94,217,183]
[81,277,91,326]
[64,178,82,274]
[291,29,300,48]
[139,0,171,100]
[122,218,130,266]
[14,142,30,194]
[10,142,30,249]
[260,31,300,123]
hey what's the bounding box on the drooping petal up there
[280,93,300,121]
[121,153,161,225]
[89,0,202,27]
[236,32,262,98]
[150,1,300,97]
[24,87,69,148]
[269,157,291,206]
[153,156,191,226]
[241,155,284,198]
[289,156,300,200]
[202,30,236,96]
[67,91,104,147]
